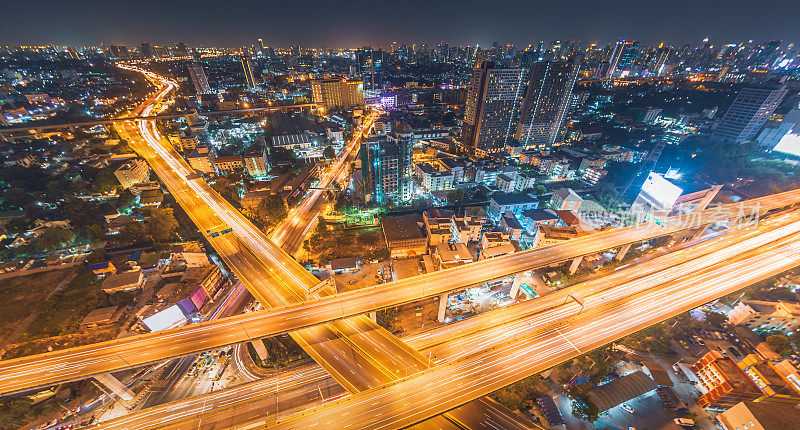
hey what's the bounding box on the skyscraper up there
[462,61,527,155]
[516,56,581,149]
[360,123,413,204]
[240,54,256,89]
[713,82,788,143]
[187,62,211,95]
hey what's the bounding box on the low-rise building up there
[214,155,243,175]
[717,401,800,430]
[550,188,582,211]
[488,193,540,219]
[114,159,150,189]
[244,145,270,179]
[433,242,473,269]
[180,265,224,297]
[689,351,799,409]
[381,214,428,259]
[423,210,454,246]
[728,300,800,334]
[187,146,215,174]
[101,269,144,293]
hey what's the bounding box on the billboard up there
[177,297,197,316]
[142,305,187,332]
[773,125,800,157]
[638,172,683,212]
[190,286,207,310]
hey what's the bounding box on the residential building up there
[181,265,225,297]
[550,188,583,211]
[381,214,428,259]
[114,159,150,189]
[500,212,524,240]
[713,83,788,143]
[361,125,413,204]
[244,144,270,179]
[423,210,454,246]
[728,300,800,334]
[240,54,256,89]
[488,193,540,218]
[462,61,527,154]
[433,242,473,269]
[187,62,211,95]
[717,401,800,430]
[310,78,365,110]
[495,174,516,193]
[516,56,581,149]
[691,351,771,409]
[450,214,483,244]
[520,208,559,234]
[187,146,214,174]
[214,155,243,175]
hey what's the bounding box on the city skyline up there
[2,0,800,48]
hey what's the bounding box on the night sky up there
[2,0,799,48]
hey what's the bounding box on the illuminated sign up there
[773,125,800,157]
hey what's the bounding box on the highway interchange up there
[3,64,800,429]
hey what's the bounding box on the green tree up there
[144,207,179,243]
[254,194,288,227]
[766,334,793,356]
[705,311,727,327]
[115,188,137,211]
[446,188,468,206]
[35,227,75,251]
[323,145,336,159]
[533,184,547,195]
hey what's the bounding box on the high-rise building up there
[713,82,788,143]
[108,45,130,60]
[240,54,256,89]
[139,43,156,59]
[462,61,527,154]
[361,124,413,204]
[310,78,364,110]
[187,62,212,95]
[753,40,782,68]
[175,42,190,58]
[516,56,581,149]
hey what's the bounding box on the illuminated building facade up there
[713,83,788,143]
[310,78,365,110]
[516,56,580,149]
[187,62,211,95]
[462,61,527,154]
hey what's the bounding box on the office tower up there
[606,41,626,77]
[108,45,130,60]
[175,42,190,58]
[240,54,256,89]
[139,42,156,59]
[753,40,782,68]
[653,46,671,75]
[360,124,413,204]
[257,38,264,55]
[516,56,581,149]
[713,82,788,143]
[310,78,364,110]
[187,62,212,95]
[461,61,527,155]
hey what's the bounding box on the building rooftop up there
[490,193,539,206]
[589,371,656,412]
[522,208,558,222]
[552,187,582,202]
[381,214,427,243]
